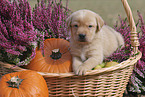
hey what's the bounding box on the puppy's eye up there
[88,25,93,28]
[74,25,78,28]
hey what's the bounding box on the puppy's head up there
[67,9,104,44]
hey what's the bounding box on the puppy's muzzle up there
[78,34,86,42]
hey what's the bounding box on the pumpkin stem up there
[50,49,62,60]
[7,76,23,89]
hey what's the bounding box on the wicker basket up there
[0,0,142,97]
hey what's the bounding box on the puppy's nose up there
[79,34,86,39]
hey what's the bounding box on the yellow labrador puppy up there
[67,9,124,75]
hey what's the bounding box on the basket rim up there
[0,50,142,78]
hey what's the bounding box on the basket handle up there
[121,0,140,53]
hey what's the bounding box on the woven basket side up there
[0,63,13,78]
[45,64,134,97]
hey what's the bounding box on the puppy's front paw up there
[75,65,89,75]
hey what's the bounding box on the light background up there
[28,0,145,27]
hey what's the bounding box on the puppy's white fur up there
[67,9,124,75]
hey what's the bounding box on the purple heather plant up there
[32,0,71,48]
[105,11,145,94]
[104,16,132,63]
[0,0,37,66]
[127,11,145,94]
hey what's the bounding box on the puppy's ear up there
[66,15,72,32]
[95,14,104,32]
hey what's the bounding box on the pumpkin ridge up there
[57,62,67,73]
[44,47,51,54]
[8,88,13,97]
[60,46,70,54]
[56,38,63,49]
[61,55,70,61]
[12,88,21,97]
[49,60,56,73]
[44,57,54,72]
[20,83,37,96]
[59,54,71,63]
[2,88,10,97]
[58,59,69,72]
[31,57,45,64]
[46,64,52,73]
[60,41,70,51]
[56,61,60,73]
[52,63,60,73]
[18,86,27,97]
[47,38,56,48]
[65,61,72,72]
[21,71,48,96]
[44,42,53,53]
[27,59,46,71]
[40,63,50,72]
[36,62,47,71]
[21,81,38,95]
[57,61,61,73]
[39,57,54,72]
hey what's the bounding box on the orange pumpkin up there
[0,70,49,97]
[26,38,72,73]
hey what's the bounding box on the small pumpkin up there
[26,38,72,73]
[0,70,49,97]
